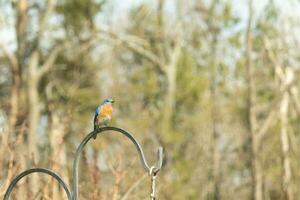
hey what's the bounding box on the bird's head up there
[102,98,114,104]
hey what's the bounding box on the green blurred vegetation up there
[1,0,300,199]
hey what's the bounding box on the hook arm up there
[3,168,72,200]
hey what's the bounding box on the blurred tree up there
[1,0,300,199]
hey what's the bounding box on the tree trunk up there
[156,0,182,140]
[27,52,40,163]
[280,91,293,200]
[46,84,68,199]
[7,0,27,138]
[9,64,20,133]
[251,134,263,200]
[16,0,28,72]
[157,0,164,28]
[245,1,263,200]
[212,134,221,200]
[16,148,28,199]
[27,51,40,196]
[279,69,293,200]
[49,111,68,200]
[210,34,221,200]
[161,42,181,138]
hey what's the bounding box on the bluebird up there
[93,98,114,139]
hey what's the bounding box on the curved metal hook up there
[72,126,163,200]
[3,168,72,200]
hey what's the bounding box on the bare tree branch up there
[0,42,18,72]
[264,35,295,198]
[38,45,62,78]
[264,36,300,116]
[37,0,56,43]
[257,109,277,142]
[263,37,285,80]
[98,28,165,74]
[256,71,296,143]
[120,173,147,200]
[290,86,300,117]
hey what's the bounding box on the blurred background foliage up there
[1,0,300,199]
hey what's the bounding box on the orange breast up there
[99,104,113,117]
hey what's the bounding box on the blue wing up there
[94,105,102,130]
[95,105,102,116]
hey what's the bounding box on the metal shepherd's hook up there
[72,126,163,200]
[2,126,164,200]
[3,168,72,200]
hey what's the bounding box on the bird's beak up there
[111,99,115,103]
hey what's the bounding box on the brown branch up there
[256,45,296,143]
[120,173,147,200]
[125,42,165,73]
[290,86,300,117]
[246,0,257,133]
[264,36,300,117]
[256,72,296,144]
[98,29,165,74]
[76,38,99,56]
[37,0,55,42]
[38,45,62,78]
[108,156,126,200]
[0,42,18,72]
[257,109,277,142]
[0,148,15,197]
[263,37,285,80]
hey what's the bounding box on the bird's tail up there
[93,125,97,139]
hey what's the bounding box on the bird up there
[93,98,114,139]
